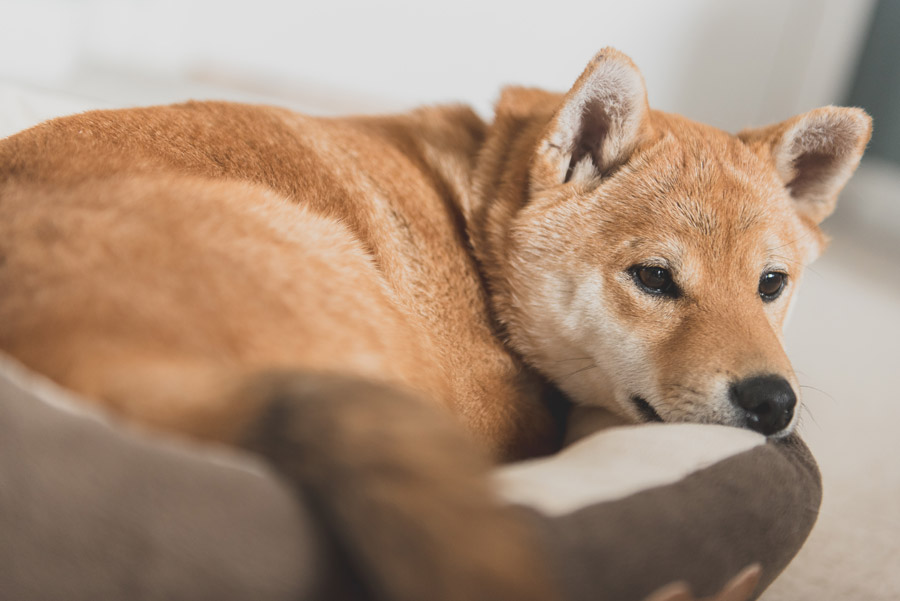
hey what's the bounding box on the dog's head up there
[476,49,870,436]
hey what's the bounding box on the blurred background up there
[1,0,897,598]
[1,0,897,252]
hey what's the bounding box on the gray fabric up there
[0,363,319,601]
[520,434,821,601]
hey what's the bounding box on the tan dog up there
[0,48,870,600]
[474,59,870,440]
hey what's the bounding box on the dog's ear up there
[532,48,654,189]
[739,107,872,224]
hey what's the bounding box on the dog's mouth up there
[630,395,663,423]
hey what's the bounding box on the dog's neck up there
[463,88,565,315]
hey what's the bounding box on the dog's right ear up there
[532,48,654,189]
[739,107,872,224]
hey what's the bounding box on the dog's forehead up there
[595,124,800,246]
[572,122,817,276]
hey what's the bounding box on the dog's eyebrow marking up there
[764,232,816,273]
[768,254,810,273]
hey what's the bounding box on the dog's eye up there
[631,265,677,297]
[759,271,787,301]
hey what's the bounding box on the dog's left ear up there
[532,48,655,189]
[739,107,872,224]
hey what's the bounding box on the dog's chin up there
[759,418,799,439]
[629,394,799,438]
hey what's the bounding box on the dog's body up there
[0,49,870,600]
[0,99,561,459]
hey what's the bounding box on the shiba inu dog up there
[0,48,869,601]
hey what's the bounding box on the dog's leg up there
[238,371,560,601]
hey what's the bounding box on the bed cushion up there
[497,424,820,600]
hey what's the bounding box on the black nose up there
[729,375,796,435]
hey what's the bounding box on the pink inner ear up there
[564,105,612,183]
[769,107,872,223]
[785,151,842,199]
[541,49,652,187]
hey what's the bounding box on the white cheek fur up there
[503,262,654,418]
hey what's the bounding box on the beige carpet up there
[764,223,900,600]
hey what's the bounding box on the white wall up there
[0,0,874,130]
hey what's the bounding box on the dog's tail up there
[237,371,560,601]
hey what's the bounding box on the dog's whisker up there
[558,363,599,380]
[669,384,702,395]
[553,356,594,364]
[798,404,821,431]
[767,231,814,253]
[799,384,837,405]
[769,253,821,277]
[770,252,806,264]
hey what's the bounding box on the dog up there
[0,48,870,600]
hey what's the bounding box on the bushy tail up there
[237,371,560,601]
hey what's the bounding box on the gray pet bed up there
[0,357,820,600]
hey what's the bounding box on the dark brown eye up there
[631,265,677,297]
[759,271,787,301]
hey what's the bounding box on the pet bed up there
[0,355,820,600]
[0,81,822,600]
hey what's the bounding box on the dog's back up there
[0,101,559,457]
